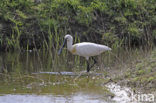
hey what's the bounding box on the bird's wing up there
[76,43,110,57]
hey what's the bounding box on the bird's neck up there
[67,40,73,51]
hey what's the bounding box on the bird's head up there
[58,34,73,55]
[64,34,73,42]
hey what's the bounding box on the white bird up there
[58,34,112,72]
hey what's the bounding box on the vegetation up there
[0,0,156,51]
[127,49,156,92]
[111,49,156,93]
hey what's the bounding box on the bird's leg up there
[87,61,90,72]
[86,57,97,72]
[89,57,97,69]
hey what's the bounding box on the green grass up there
[0,0,156,52]
[112,49,156,92]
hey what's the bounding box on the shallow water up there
[106,83,135,103]
[0,82,135,103]
[0,94,111,103]
[0,50,146,103]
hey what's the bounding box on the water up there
[0,83,135,103]
[0,94,110,103]
[0,50,146,103]
[106,83,136,103]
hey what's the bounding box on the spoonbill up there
[58,34,111,72]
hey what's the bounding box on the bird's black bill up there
[58,39,66,55]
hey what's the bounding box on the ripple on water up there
[106,83,137,103]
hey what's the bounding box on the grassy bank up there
[110,48,156,93]
[0,0,156,51]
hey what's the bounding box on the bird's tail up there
[104,45,111,51]
[107,47,112,51]
[101,45,112,51]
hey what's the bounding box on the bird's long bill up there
[58,39,66,55]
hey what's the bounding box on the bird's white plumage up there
[73,42,111,60]
[64,35,111,60]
